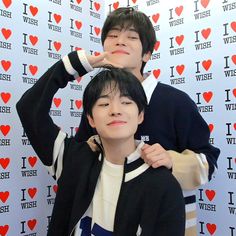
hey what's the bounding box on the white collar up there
[142,73,159,104]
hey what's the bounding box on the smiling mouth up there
[108,121,127,126]
[111,50,129,55]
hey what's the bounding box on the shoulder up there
[156,83,192,100]
[146,167,180,189]
[157,83,196,109]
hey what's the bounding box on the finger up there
[141,143,150,151]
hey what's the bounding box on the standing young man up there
[74,7,220,236]
[16,67,185,235]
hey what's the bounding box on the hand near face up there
[86,52,124,69]
[141,143,173,169]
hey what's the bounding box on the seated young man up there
[17,66,185,235]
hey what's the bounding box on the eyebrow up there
[98,93,132,99]
[109,26,138,33]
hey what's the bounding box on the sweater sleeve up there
[16,50,93,170]
[169,92,220,190]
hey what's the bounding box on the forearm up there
[16,50,92,165]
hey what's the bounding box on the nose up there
[109,102,122,116]
[116,34,126,46]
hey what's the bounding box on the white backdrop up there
[0,0,235,235]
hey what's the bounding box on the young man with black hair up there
[16,67,185,235]
[73,7,220,236]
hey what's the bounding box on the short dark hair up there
[101,7,156,73]
[83,67,147,117]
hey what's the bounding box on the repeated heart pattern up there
[28,188,37,199]
[27,219,37,231]
[75,100,82,109]
[205,189,216,201]
[0,157,10,169]
[1,28,12,40]
[0,92,11,104]
[0,1,235,235]
[28,156,37,168]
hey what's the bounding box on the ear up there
[142,51,151,63]
[138,111,144,125]
[87,115,96,128]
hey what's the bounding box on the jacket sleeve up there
[168,93,220,190]
[16,50,93,176]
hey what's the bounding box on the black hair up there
[101,7,157,73]
[83,67,147,118]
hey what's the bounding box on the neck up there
[100,137,136,165]
[130,68,144,82]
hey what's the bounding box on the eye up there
[107,33,118,38]
[98,103,109,107]
[123,101,132,105]
[128,36,138,40]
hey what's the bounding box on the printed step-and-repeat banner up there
[0,0,235,235]
[1,0,104,235]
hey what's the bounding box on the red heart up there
[28,188,37,199]
[29,6,38,16]
[54,14,62,24]
[75,100,82,109]
[76,76,82,83]
[113,2,119,10]
[0,125,10,136]
[231,55,236,65]
[203,91,213,103]
[94,51,100,56]
[2,0,12,8]
[132,0,137,3]
[0,191,9,203]
[201,0,210,8]
[53,41,61,51]
[202,60,212,71]
[94,27,101,36]
[234,123,236,130]
[0,225,9,236]
[1,60,11,72]
[201,28,211,39]
[175,6,183,16]
[1,92,11,104]
[205,189,216,201]
[206,223,216,235]
[176,65,185,75]
[208,124,214,133]
[75,47,82,51]
[175,35,184,46]
[29,65,38,76]
[28,219,37,231]
[1,28,12,40]
[28,156,37,168]
[152,13,160,24]
[153,69,161,79]
[0,157,10,169]
[75,21,82,30]
[154,41,160,51]
[53,185,58,193]
[94,2,100,11]
[230,21,236,32]
[76,0,82,4]
[29,35,38,46]
[233,88,236,97]
[53,98,61,108]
